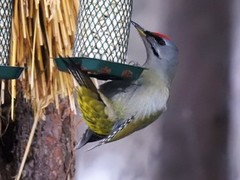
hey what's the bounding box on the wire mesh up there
[73,0,133,63]
[0,0,12,66]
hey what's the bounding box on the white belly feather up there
[110,80,169,122]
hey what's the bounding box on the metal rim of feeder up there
[73,0,133,64]
[0,0,24,79]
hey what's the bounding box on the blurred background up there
[75,0,239,180]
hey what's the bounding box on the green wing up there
[62,58,115,135]
[77,87,114,135]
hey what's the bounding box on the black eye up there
[145,31,166,46]
[155,36,166,46]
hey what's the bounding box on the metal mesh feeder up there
[0,0,24,79]
[55,0,144,80]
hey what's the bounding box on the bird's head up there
[131,20,179,83]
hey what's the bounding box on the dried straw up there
[11,0,79,179]
[11,0,79,116]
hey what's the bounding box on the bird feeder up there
[55,0,144,80]
[0,0,24,79]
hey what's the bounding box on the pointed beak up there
[131,20,146,37]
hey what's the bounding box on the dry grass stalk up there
[10,0,79,117]
[11,0,79,179]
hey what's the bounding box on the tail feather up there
[61,57,98,93]
[60,57,115,150]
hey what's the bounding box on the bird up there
[63,20,179,150]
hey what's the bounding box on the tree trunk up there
[0,82,75,180]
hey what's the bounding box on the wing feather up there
[62,58,114,135]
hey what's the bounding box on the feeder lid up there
[0,66,24,79]
[54,57,145,80]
